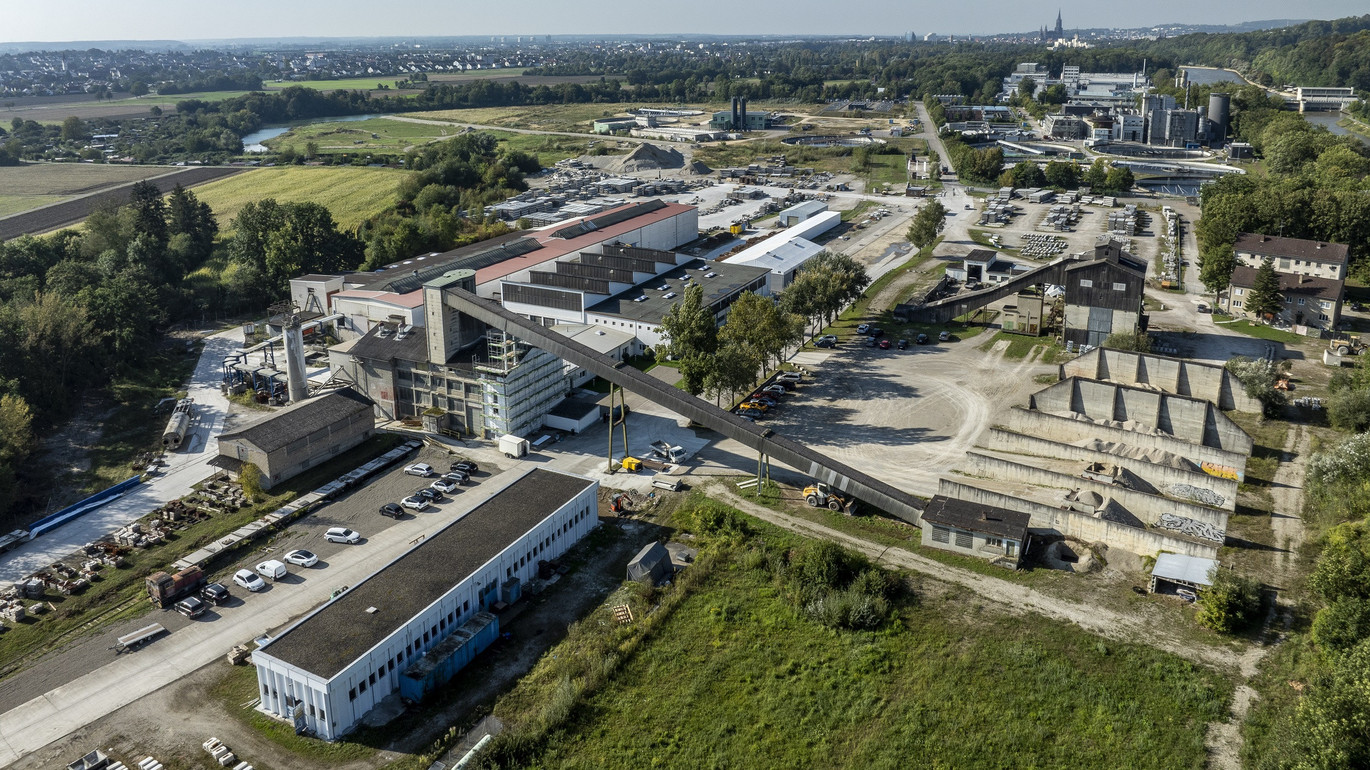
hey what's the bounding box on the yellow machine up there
[1330,333,1366,356]
[802,482,851,512]
[620,456,642,472]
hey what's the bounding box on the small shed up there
[1149,554,1218,597]
[543,399,600,435]
[627,541,673,584]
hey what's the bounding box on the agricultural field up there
[188,166,404,232]
[3,91,257,123]
[483,508,1232,770]
[0,163,174,218]
[263,117,457,155]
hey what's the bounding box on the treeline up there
[0,182,218,518]
[1129,15,1370,91]
[157,71,264,95]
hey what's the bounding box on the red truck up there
[146,566,205,608]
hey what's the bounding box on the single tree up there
[1198,244,1236,296]
[1195,566,1262,633]
[1244,257,1285,321]
[907,199,947,249]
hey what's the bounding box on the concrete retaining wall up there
[1061,347,1261,412]
[960,451,1230,531]
[938,479,1220,559]
[1029,378,1253,455]
[999,406,1248,482]
[978,428,1240,510]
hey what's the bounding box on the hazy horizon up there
[2,1,1367,45]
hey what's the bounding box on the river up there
[241,114,389,153]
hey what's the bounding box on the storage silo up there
[1208,92,1230,145]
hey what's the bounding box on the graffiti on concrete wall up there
[1168,483,1226,509]
[1200,461,1242,482]
[1156,512,1225,544]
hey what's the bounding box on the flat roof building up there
[212,388,374,488]
[252,468,598,740]
[585,258,769,348]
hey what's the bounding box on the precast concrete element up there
[1029,378,1254,456]
[938,478,1220,559]
[998,406,1249,482]
[959,451,1230,532]
[434,284,927,524]
[978,428,1238,511]
[1060,347,1262,412]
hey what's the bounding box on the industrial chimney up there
[731,97,740,131]
[739,96,748,132]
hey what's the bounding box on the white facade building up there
[251,469,598,740]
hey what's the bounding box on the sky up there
[1,0,1367,43]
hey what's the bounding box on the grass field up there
[189,166,404,232]
[264,117,455,155]
[0,163,171,195]
[488,507,1231,770]
[0,195,70,217]
[412,101,807,134]
[1211,315,1309,345]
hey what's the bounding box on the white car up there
[401,495,430,512]
[404,463,434,477]
[233,569,266,592]
[431,478,459,494]
[256,559,288,580]
[325,527,361,544]
[284,549,318,568]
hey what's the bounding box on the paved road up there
[0,328,242,586]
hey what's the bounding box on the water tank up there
[1208,93,1230,144]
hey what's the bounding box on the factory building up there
[724,211,841,293]
[212,388,375,488]
[775,199,829,227]
[582,258,770,348]
[251,469,599,740]
[1061,242,1147,348]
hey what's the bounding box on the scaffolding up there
[476,331,565,439]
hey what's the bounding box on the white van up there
[255,560,288,581]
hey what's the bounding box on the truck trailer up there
[145,565,205,608]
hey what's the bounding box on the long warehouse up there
[251,468,598,739]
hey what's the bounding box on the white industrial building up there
[251,469,598,740]
[775,199,828,227]
[726,210,840,293]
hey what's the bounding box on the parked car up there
[256,560,288,580]
[401,495,430,512]
[897,339,908,350]
[404,463,434,477]
[856,323,871,335]
[232,569,266,592]
[175,596,207,619]
[938,330,951,342]
[739,400,770,413]
[431,478,460,494]
[867,336,878,347]
[869,327,884,337]
[760,384,789,396]
[200,582,231,605]
[416,487,444,503]
[284,549,318,568]
[748,394,779,407]
[443,470,470,485]
[736,406,765,419]
[379,502,404,518]
[815,334,838,348]
[325,527,361,544]
[450,460,479,473]
[776,372,803,383]
[916,333,930,345]
[878,339,891,350]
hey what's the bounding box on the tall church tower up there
[1054,9,1064,38]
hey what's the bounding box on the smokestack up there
[731,96,740,131]
[740,96,748,132]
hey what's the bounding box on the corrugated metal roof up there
[1151,553,1218,586]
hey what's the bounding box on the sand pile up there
[603,143,685,173]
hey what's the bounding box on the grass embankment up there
[189,166,404,232]
[264,117,454,156]
[476,500,1232,769]
[976,330,1070,362]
